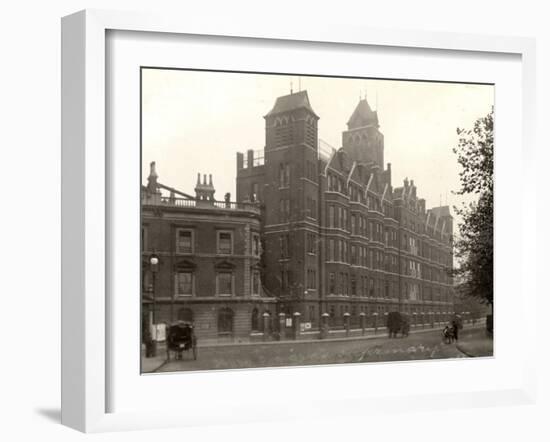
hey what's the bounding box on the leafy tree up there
[453,108,493,307]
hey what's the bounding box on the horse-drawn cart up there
[166,321,197,361]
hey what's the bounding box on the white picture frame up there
[61,9,537,433]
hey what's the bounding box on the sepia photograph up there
[140,68,494,374]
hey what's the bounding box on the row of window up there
[328,206,394,243]
[278,231,449,277]
[279,196,318,222]
[327,272,452,301]
[275,265,450,300]
[327,303,450,319]
[328,304,390,320]
[327,240,398,271]
[175,228,261,257]
[329,272,390,297]
[279,159,318,189]
[174,270,261,296]
[181,302,460,334]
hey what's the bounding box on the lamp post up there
[149,254,159,357]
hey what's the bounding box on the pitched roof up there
[265,90,318,117]
[430,206,452,218]
[347,98,379,129]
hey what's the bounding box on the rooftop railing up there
[149,196,261,213]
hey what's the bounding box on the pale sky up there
[142,68,493,225]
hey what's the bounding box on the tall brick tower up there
[261,90,320,313]
[342,96,384,168]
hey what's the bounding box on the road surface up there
[148,326,491,373]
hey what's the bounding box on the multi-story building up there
[142,89,455,344]
[141,162,276,343]
[236,90,455,330]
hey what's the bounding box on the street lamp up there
[149,254,159,357]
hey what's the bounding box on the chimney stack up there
[195,172,216,204]
[147,161,160,195]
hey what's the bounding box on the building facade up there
[236,90,454,330]
[142,89,455,343]
[142,163,276,344]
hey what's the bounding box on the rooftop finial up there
[149,161,158,178]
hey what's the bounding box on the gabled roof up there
[393,186,405,199]
[364,169,383,195]
[265,90,318,118]
[326,148,354,174]
[430,206,452,218]
[347,98,379,129]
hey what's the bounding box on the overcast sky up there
[142,68,493,221]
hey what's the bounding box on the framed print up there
[61,9,537,433]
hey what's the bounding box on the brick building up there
[141,163,276,344]
[142,89,455,344]
[236,90,455,330]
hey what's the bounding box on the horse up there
[443,325,455,344]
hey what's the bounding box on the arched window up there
[177,307,193,323]
[251,308,259,332]
[218,308,234,335]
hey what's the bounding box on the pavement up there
[456,327,494,357]
[142,323,491,373]
[140,344,169,373]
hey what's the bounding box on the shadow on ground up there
[35,408,61,423]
